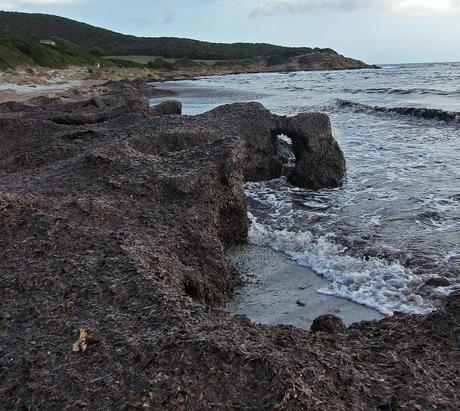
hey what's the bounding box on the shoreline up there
[228,245,384,329]
[0,63,380,103]
[152,63,381,82]
[0,77,459,409]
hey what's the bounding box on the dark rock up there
[280,113,347,189]
[311,314,346,333]
[277,137,293,164]
[196,102,346,188]
[296,300,306,307]
[425,277,451,287]
[0,91,345,189]
[376,394,398,410]
[151,100,182,116]
[1,79,458,410]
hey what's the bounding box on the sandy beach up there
[0,66,163,103]
[228,245,384,329]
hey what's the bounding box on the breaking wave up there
[335,99,460,124]
[342,87,460,97]
[247,213,436,316]
[165,62,460,319]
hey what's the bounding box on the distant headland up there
[0,10,378,74]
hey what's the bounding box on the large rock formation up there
[0,81,458,410]
[197,103,346,189]
[280,113,346,188]
[0,88,346,189]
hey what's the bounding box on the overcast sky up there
[1,0,459,63]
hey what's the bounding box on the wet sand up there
[228,245,384,329]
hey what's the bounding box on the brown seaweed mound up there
[0,81,458,410]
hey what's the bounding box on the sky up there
[1,0,459,64]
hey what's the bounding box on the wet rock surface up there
[0,79,459,409]
[281,113,347,189]
[311,315,347,333]
[425,277,451,287]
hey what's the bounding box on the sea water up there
[152,62,460,315]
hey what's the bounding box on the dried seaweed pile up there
[0,81,458,409]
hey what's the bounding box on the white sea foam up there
[166,64,460,316]
[277,134,292,144]
[445,250,460,263]
[248,212,434,315]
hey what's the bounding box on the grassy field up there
[105,55,175,64]
[105,55,243,65]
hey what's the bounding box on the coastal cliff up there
[0,80,458,409]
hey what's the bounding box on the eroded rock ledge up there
[0,80,458,410]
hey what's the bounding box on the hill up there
[0,37,95,70]
[0,11,342,60]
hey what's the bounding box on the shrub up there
[147,58,174,71]
[266,55,291,66]
[174,58,201,68]
[0,37,95,70]
[105,58,146,68]
[89,47,104,56]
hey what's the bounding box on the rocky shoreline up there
[228,245,384,329]
[0,79,459,409]
[0,56,378,104]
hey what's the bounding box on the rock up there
[425,277,451,287]
[197,102,346,189]
[151,100,182,116]
[0,92,345,190]
[376,394,398,410]
[296,300,306,307]
[202,103,284,182]
[3,79,458,410]
[311,315,346,333]
[276,137,294,164]
[280,113,347,189]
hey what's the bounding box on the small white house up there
[40,40,56,46]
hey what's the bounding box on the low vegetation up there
[0,11,337,61]
[0,11,373,72]
[0,37,95,70]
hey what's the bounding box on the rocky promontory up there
[0,80,458,409]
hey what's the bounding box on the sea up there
[152,62,460,316]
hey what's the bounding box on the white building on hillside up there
[40,40,56,46]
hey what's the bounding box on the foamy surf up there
[163,63,460,318]
[335,99,460,124]
[248,212,434,315]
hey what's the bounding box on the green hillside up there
[0,11,336,60]
[0,37,95,70]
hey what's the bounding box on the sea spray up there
[163,62,460,314]
[248,212,433,315]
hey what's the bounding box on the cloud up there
[247,0,457,17]
[0,0,79,8]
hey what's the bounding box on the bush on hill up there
[0,37,95,70]
[266,55,292,66]
[0,11,330,60]
[147,58,174,71]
